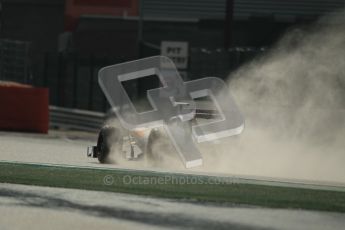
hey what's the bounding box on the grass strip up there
[1,162,345,212]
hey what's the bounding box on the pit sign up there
[161,41,188,69]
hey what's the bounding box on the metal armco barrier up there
[49,106,105,132]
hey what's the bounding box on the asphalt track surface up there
[1,130,345,190]
[1,130,345,229]
[0,130,98,167]
[1,183,345,230]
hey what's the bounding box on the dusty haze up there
[198,10,345,183]
[110,10,345,184]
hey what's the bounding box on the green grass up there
[1,162,345,212]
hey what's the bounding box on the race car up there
[87,99,220,166]
[86,56,244,167]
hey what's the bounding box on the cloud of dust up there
[199,10,345,183]
[105,11,345,183]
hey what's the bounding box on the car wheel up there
[97,126,122,164]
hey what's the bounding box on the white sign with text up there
[161,41,188,69]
